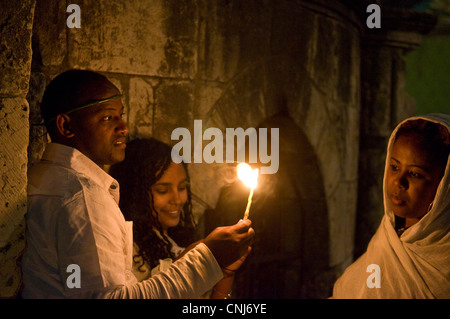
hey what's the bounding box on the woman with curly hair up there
[109,138,245,298]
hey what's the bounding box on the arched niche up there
[205,114,331,298]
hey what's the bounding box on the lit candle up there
[237,163,259,220]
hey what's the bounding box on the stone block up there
[270,0,315,63]
[0,0,35,96]
[157,0,199,78]
[0,98,29,212]
[206,62,268,130]
[361,46,394,138]
[0,218,25,298]
[127,77,154,139]
[199,0,272,82]
[153,80,194,143]
[33,0,66,66]
[194,82,224,120]
[0,97,29,298]
[310,15,338,93]
[335,23,357,104]
[67,0,198,78]
[27,72,48,167]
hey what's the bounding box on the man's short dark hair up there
[40,69,112,134]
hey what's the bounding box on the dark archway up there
[205,115,331,298]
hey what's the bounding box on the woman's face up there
[386,134,445,224]
[150,162,189,232]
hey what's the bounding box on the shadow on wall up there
[205,115,334,298]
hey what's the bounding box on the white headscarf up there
[332,113,450,298]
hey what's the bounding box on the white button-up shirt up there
[22,143,222,298]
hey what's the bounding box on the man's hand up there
[203,219,255,269]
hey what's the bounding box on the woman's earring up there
[427,201,434,212]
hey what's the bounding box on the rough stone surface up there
[153,80,194,143]
[0,0,35,96]
[26,72,47,167]
[32,0,66,67]
[67,0,199,78]
[0,98,30,297]
[0,0,34,298]
[127,77,155,139]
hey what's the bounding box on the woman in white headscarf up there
[332,113,450,298]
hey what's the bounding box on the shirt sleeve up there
[56,187,222,299]
[101,243,223,299]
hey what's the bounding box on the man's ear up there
[55,114,75,138]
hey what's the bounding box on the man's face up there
[70,86,128,167]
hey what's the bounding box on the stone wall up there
[0,0,35,298]
[27,1,362,279]
[0,0,436,297]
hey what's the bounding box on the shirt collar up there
[42,143,120,195]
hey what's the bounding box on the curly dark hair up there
[109,138,198,270]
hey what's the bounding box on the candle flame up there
[237,163,259,189]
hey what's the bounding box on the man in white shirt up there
[21,69,254,298]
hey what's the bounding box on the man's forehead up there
[68,93,124,120]
[86,95,124,113]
